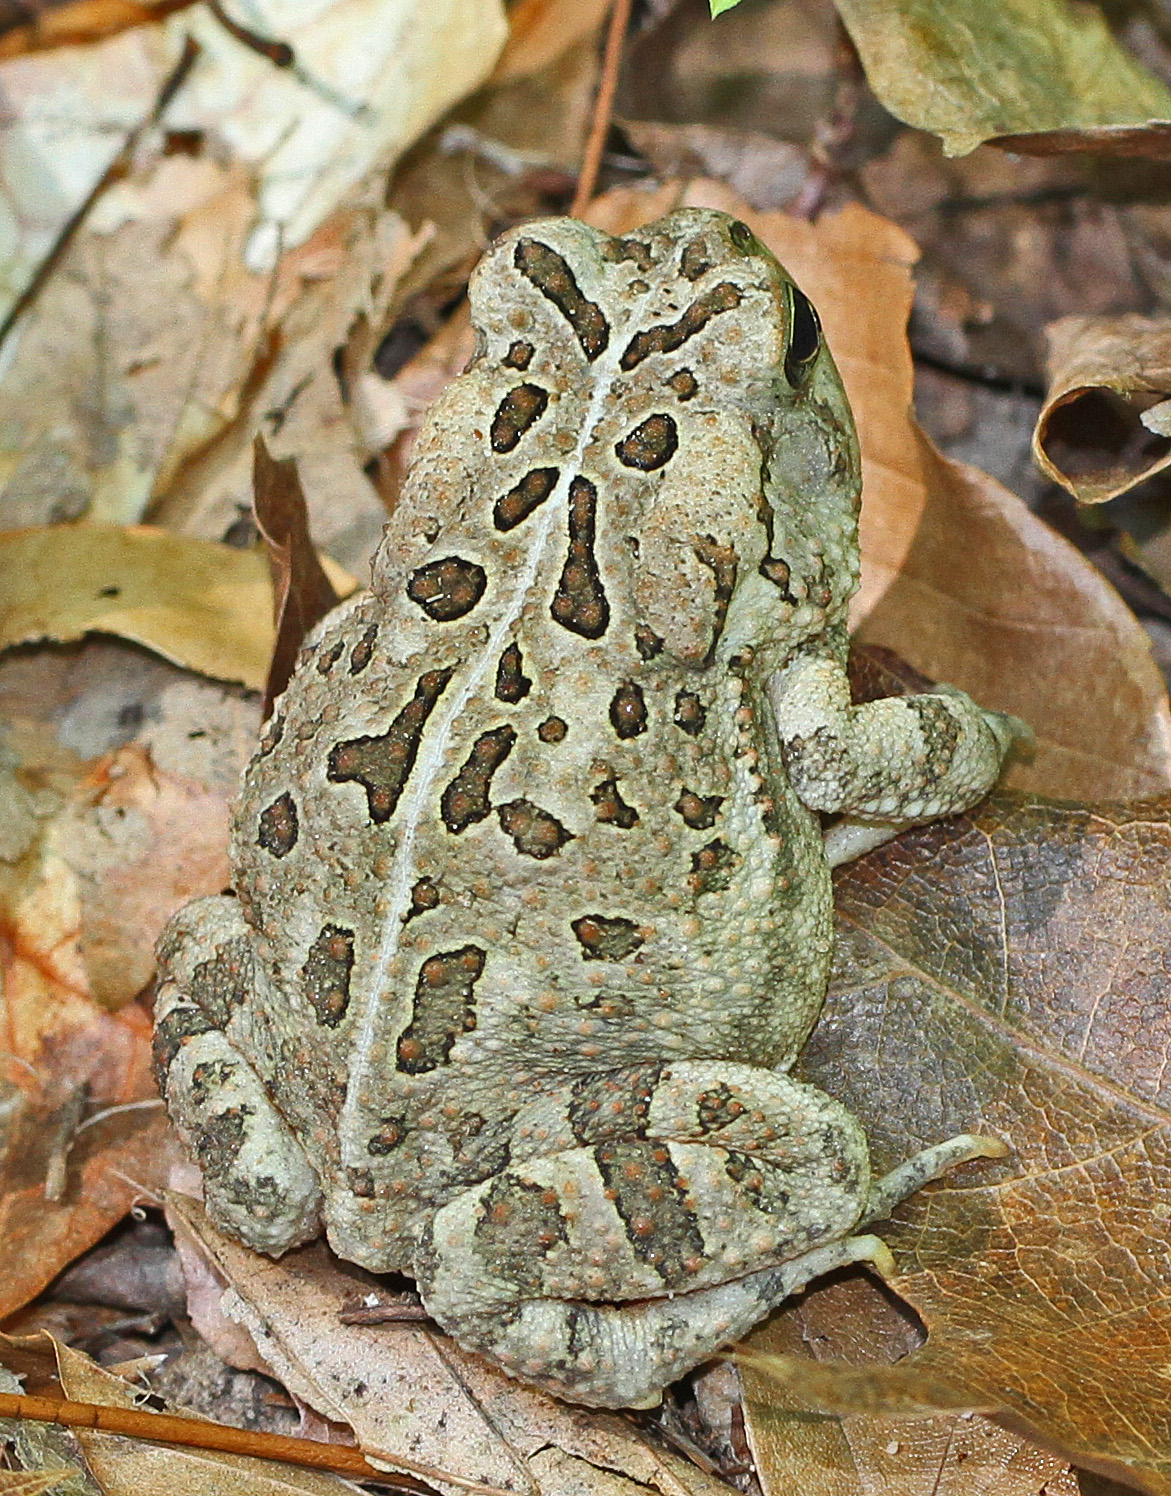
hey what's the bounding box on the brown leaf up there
[744,793,1171,1493]
[490,0,610,84]
[251,439,341,718]
[1033,314,1171,503]
[741,1275,1078,1496]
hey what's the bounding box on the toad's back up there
[229,209,862,1253]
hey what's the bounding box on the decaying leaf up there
[160,0,509,269]
[727,793,1171,1494]
[829,0,1171,159]
[50,1336,364,1496]
[740,1275,1078,1496]
[1033,314,1171,503]
[167,1195,737,1496]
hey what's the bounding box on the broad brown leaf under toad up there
[760,792,1171,1494]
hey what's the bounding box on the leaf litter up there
[8,2,1171,1495]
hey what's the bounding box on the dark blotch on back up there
[674,691,706,735]
[693,535,738,662]
[349,623,378,674]
[615,413,678,472]
[675,789,724,830]
[396,945,486,1074]
[368,1115,407,1155]
[316,640,344,675]
[494,467,559,531]
[258,791,298,857]
[473,1175,568,1283]
[609,680,648,739]
[667,369,698,401]
[503,339,534,369]
[538,716,567,743]
[620,283,743,370]
[634,625,663,660]
[551,475,610,639]
[302,924,354,1027]
[407,557,486,621]
[569,1063,661,1144]
[406,876,440,921]
[495,642,531,702]
[689,838,739,894]
[590,776,639,828]
[441,726,517,833]
[190,938,253,1026]
[514,239,610,360]
[680,239,711,281]
[571,914,645,962]
[490,383,549,453]
[497,799,573,859]
[327,667,453,824]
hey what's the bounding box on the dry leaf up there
[160,0,508,269]
[44,1335,364,1495]
[0,526,276,691]
[167,1196,736,1496]
[0,734,172,1312]
[1033,314,1171,502]
[0,25,168,323]
[251,440,341,717]
[830,0,1171,158]
[740,1274,1078,1496]
[491,0,610,84]
[725,794,1171,1493]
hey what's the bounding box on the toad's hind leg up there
[415,1061,1001,1407]
[153,895,323,1255]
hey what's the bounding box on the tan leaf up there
[159,0,508,269]
[730,794,1171,1493]
[0,526,281,691]
[0,26,168,325]
[491,0,610,84]
[1033,314,1171,502]
[832,0,1171,159]
[0,1469,82,1495]
[740,1275,1078,1496]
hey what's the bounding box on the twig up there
[570,0,633,217]
[0,1391,444,1492]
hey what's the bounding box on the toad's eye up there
[783,284,821,388]
[728,219,756,251]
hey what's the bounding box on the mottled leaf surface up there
[774,793,1171,1492]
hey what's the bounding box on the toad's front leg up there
[770,633,1026,864]
[153,897,323,1255]
[413,1061,995,1408]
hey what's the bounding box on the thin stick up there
[0,1391,512,1495]
[570,0,633,217]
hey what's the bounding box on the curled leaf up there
[1034,313,1171,502]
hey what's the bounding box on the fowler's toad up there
[154,210,1018,1407]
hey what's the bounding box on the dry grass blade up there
[570,0,632,215]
